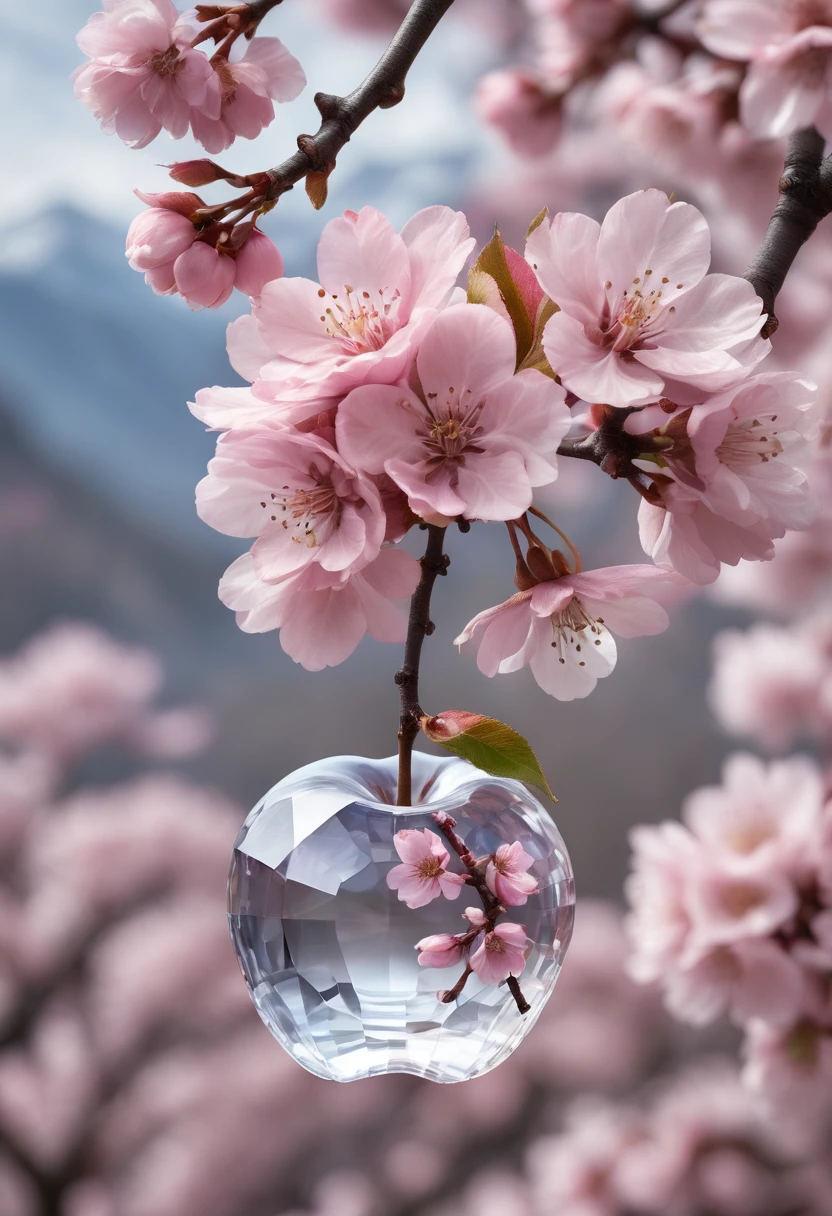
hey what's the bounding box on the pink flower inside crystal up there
[386,828,467,908]
[470,922,528,984]
[486,842,540,907]
[414,933,465,969]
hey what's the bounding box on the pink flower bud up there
[126,208,198,273]
[233,228,285,298]
[421,711,485,742]
[415,933,465,969]
[168,160,232,187]
[173,242,236,311]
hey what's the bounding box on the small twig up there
[432,812,530,1015]
[744,126,832,336]
[395,525,448,806]
[264,0,457,200]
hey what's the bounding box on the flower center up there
[598,269,680,354]
[485,934,506,954]
[716,416,784,468]
[549,596,607,668]
[417,858,443,879]
[259,476,340,548]
[148,45,182,78]
[418,388,486,469]
[319,285,403,355]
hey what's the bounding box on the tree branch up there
[744,126,832,337]
[394,525,448,806]
[264,0,457,201]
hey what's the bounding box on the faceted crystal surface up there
[228,753,574,1083]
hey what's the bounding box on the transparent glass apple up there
[228,752,574,1083]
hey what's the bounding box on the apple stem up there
[394,525,448,807]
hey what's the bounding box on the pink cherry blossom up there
[626,820,710,983]
[335,304,571,522]
[682,753,826,880]
[526,188,769,408]
[699,0,832,140]
[0,623,206,766]
[469,922,528,984]
[218,545,421,669]
[386,828,467,908]
[476,70,563,157]
[743,1019,832,1147]
[712,446,832,613]
[190,384,339,433]
[455,564,680,701]
[661,937,810,1029]
[189,38,306,154]
[708,624,828,751]
[632,370,818,583]
[243,205,475,400]
[486,842,539,907]
[196,428,385,580]
[414,933,465,968]
[73,0,222,150]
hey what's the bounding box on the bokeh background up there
[2,2,831,1214]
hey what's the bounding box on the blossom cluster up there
[626,752,832,1144]
[387,828,537,989]
[709,612,832,752]
[73,0,305,153]
[527,1061,824,1216]
[179,186,819,695]
[477,0,832,160]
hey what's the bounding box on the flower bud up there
[421,711,485,742]
[168,159,232,187]
[233,228,285,298]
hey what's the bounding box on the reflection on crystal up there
[228,753,575,1083]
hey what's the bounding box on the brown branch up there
[394,525,448,806]
[264,0,457,201]
[744,126,832,337]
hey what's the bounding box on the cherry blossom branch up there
[432,812,531,1015]
[263,0,457,202]
[744,126,832,337]
[395,525,448,806]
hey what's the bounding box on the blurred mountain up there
[0,205,247,554]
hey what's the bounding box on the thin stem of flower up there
[439,964,472,1003]
[395,525,448,806]
[528,506,582,573]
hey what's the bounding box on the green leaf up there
[421,712,556,802]
[470,229,534,367]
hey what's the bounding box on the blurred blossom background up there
[1,0,832,1212]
